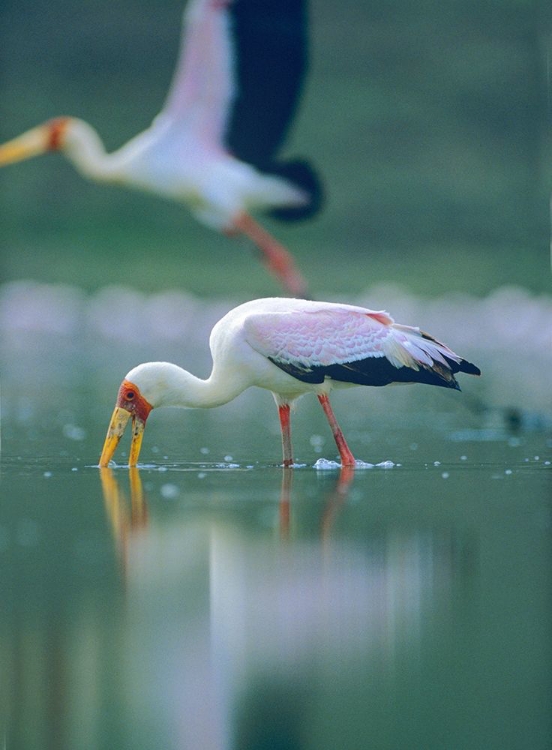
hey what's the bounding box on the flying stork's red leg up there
[232,212,309,298]
[277,402,294,467]
[317,393,356,467]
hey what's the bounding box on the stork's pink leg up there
[317,394,356,466]
[277,403,294,467]
[232,212,309,298]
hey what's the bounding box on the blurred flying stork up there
[0,0,322,296]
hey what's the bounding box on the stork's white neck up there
[126,361,246,410]
[62,119,125,181]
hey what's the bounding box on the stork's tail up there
[265,158,324,221]
[412,330,481,390]
[455,357,481,377]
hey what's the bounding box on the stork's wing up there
[245,307,480,389]
[161,0,234,145]
[225,0,308,169]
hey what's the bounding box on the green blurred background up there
[1,0,550,297]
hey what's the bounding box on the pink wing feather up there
[245,306,404,368]
[245,304,466,371]
[242,302,479,388]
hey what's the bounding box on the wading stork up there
[99,297,481,467]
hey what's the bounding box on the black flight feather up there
[225,0,323,220]
[268,341,481,391]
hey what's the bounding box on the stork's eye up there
[126,390,135,400]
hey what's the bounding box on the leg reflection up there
[321,465,356,541]
[278,465,356,541]
[279,468,293,541]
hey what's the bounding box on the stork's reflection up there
[100,464,356,560]
[97,465,471,750]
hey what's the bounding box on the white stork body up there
[0,0,319,296]
[99,297,481,467]
[102,121,299,229]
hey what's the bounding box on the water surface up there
[1,402,550,749]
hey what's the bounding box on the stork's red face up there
[0,117,71,165]
[99,380,153,467]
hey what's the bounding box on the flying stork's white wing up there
[161,0,235,146]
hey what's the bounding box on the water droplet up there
[160,483,179,499]
[63,424,86,441]
[309,434,325,450]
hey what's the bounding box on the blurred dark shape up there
[267,159,324,221]
[227,0,323,221]
[505,407,523,433]
[234,679,308,750]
